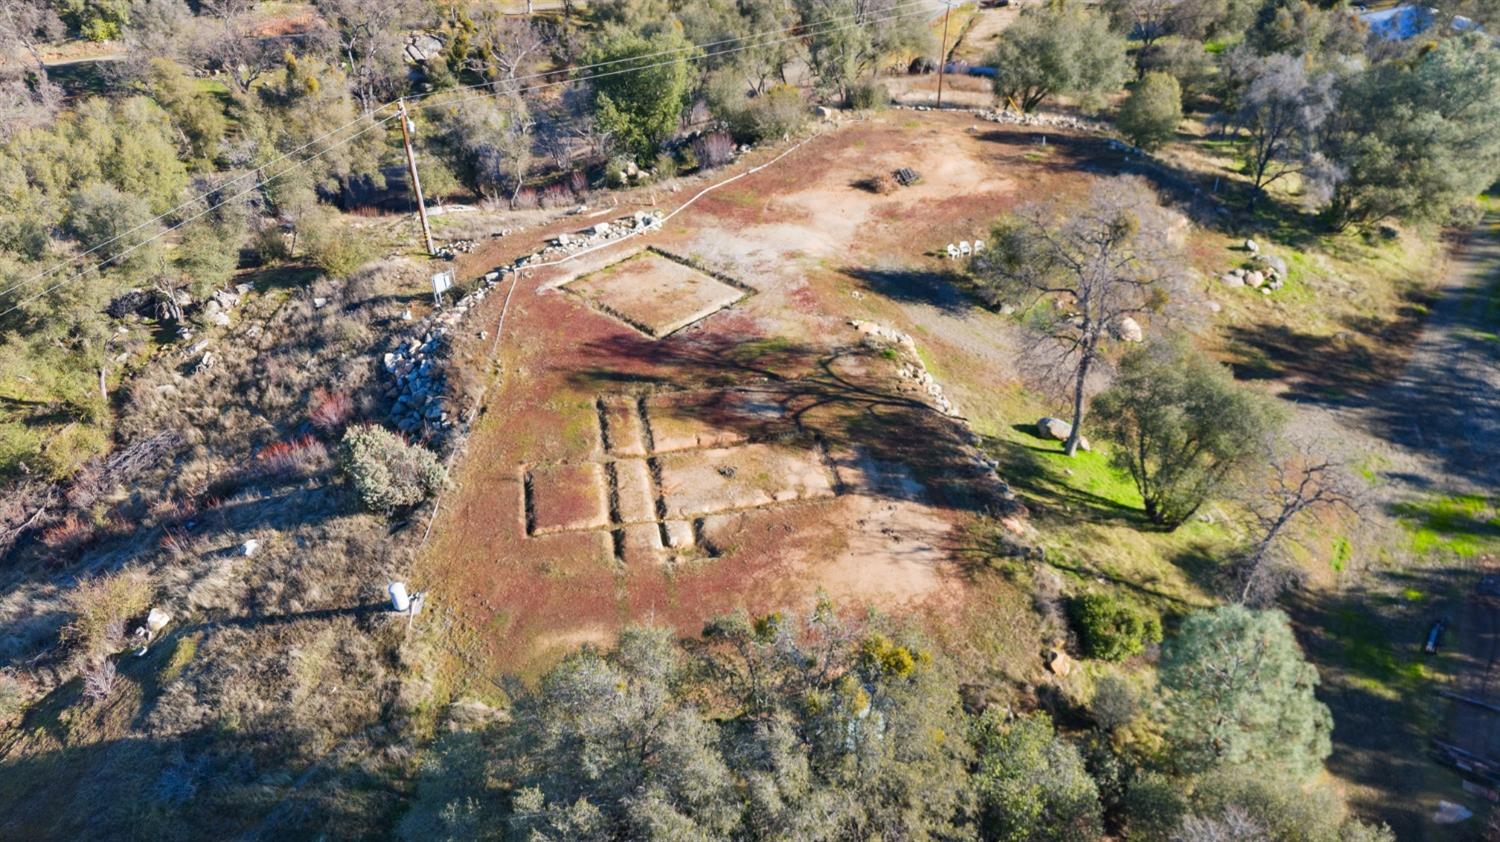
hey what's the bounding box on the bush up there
[62,567,152,660]
[744,84,807,140]
[692,131,736,170]
[1069,591,1162,661]
[41,512,93,552]
[309,388,354,434]
[539,182,573,208]
[653,151,679,179]
[302,215,373,279]
[849,80,891,110]
[1116,72,1182,151]
[255,434,328,478]
[602,157,632,189]
[338,425,445,514]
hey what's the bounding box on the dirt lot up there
[417,112,1089,677]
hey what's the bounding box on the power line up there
[0,0,932,301]
[0,3,936,317]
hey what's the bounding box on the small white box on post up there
[431,270,454,309]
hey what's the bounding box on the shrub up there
[303,216,373,279]
[62,567,152,660]
[1116,72,1182,151]
[82,657,118,703]
[539,182,573,208]
[41,513,93,551]
[653,151,679,179]
[339,425,445,514]
[849,80,891,110]
[692,131,736,170]
[308,388,354,434]
[743,84,807,141]
[602,157,632,189]
[159,525,194,560]
[512,185,540,210]
[1069,591,1162,661]
[256,434,328,477]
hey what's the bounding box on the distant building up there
[1359,4,1480,40]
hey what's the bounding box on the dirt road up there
[1358,213,1500,493]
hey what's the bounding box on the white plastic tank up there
[388,581,410,612]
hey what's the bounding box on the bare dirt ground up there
[417,112,1085,677]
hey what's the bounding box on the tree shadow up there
[840,265,974,315]
[1222,285,1437,405]
[1286,563,1481,839]
[979,425,1151,528]
[566,331,1019,518]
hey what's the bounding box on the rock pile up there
[383,271,506,438]
[1220,254,1287,294]
[201,284,251,328]
[384,209,670,441]
[968,108,1110,135]
[516,210,665,268]
[850,320,959,416]
[435,239,478,259]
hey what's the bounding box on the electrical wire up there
[0,0,934,302]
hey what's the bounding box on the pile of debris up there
[435,239,478,259]
[383,271,506,439]
[383,209,670,441]
[517,209,665,267]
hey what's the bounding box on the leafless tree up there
[463,8,548,98]
[0,0,62,135]
[972,176,1184,456]
[1173,806,1269,842]
[197,0,280,94]
[1224,52,1338,208]
[314,0,421,111]
[1230,435,1362,605]
[0,0,63,81]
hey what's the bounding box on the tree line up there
[399,598,1387,841]
[986,0,1500,229]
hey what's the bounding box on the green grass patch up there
[1331,536,1352,572]
[1394,494,1500,559]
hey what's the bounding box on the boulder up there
[1256,253,1288,278]
[1036,417,1089,451]
[1245,270,1265,288]
[1114,316,1144,343]
[1244,238,1259,253]
[1221,273,1245,288]
[1047,649,1074,677]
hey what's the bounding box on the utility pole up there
[397,99,436,256]
[936,0,953,109]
